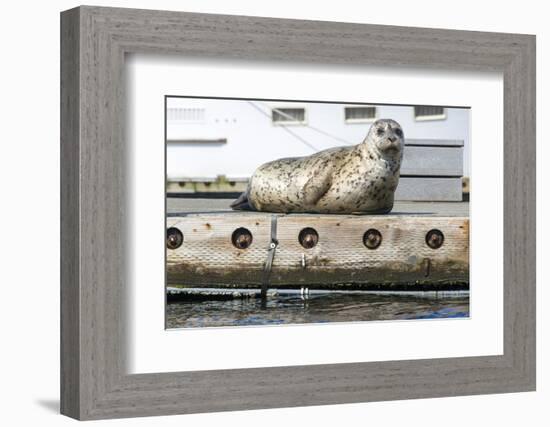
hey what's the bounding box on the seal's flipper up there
[230,192,253,210]
[302,172,332,206]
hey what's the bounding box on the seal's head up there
[365,119,404,159]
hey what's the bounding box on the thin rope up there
[263,102,353,146]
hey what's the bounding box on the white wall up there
[166,98,470,179]
[1,1,547,427]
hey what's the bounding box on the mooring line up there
[261,215,279,308]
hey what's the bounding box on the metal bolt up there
[232,227,253,249]
[363,229,382,249]
[166,227,184,250]
[426,229,444,249]
[298,227,319,249]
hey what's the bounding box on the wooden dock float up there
[166,203,469,288]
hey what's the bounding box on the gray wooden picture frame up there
[60,5,536,420]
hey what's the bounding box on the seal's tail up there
[230,192,253,210]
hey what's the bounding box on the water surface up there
[166,291,469,329]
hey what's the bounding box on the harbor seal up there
[230,118,404,214]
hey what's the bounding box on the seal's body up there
[231,119,404,214]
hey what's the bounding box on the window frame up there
[270,106,308,126]
[343,105,377,124]
[413,106,447,121]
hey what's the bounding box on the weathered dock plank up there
[166,212,469,287]
[167,198,469,216]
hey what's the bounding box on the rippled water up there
[166,291,469,329]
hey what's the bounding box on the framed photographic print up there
[61,6,536,420]
[164,97,471,330]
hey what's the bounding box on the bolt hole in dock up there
[298,227,319,249]
[363,228,382,249]
[426,229,445,249]
[231,227,253,249]
[166,227,183,250]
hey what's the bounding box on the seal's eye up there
[376,127,385,137]
[394,128,403,138]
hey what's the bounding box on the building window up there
[414,106,446,121]
[344,106,376,123]
[271,108,306,125]
[167,107,206,123]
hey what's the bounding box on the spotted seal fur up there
[230,118,404,214]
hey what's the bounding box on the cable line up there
[247,101,320,151]
[260,102,353,146]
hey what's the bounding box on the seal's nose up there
[388,136,397,143]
